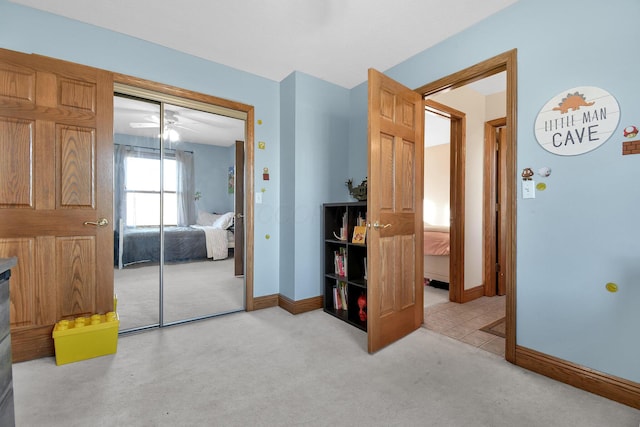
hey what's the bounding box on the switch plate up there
[255,192,262,204]
[522,180,535,199]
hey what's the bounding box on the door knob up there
[84,218,109,227]
[236,213,245,219]
[372,221,391,230]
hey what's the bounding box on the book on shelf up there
[334,247,347,277]
[352,225,366,244]
[332,280,348,310]
[333,286,342,310]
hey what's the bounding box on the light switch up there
[522,180,535,199]
[255,192,262,204]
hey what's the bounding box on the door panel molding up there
[0,117,33,208]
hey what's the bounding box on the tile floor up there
[423,285,506,357]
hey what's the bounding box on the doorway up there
[419,50,517,361]
[112,79,254,332]
[484,118,507,297]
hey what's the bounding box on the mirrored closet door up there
[113,93,246,332]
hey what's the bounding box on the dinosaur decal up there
[552,91,595,114]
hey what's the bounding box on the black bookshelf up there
[323,202,368,331]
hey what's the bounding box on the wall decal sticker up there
[536,182,547,191]
[521,168,534,180]
[534,86,620,155]
[606,282,618,293]
[623,125,638,138]
[622,139,640,155]
[258,141,266,149]
[257,119,262,125]
[538,166,552,177]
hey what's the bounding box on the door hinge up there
[495,202,499,212]
[496,263,501,273]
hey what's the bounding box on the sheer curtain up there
[113,144,129,231]
[175,149,195,226]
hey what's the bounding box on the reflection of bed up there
[423,224,450,284]
[115,218,234,269]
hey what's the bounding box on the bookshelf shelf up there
[323,202,368,332]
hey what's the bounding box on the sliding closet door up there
[162,104,245,325]
[113,95,161,331]
[114,93,246,331]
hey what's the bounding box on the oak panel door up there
[367,69,424,353]
[0,49,113,361]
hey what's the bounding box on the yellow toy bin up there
[52,312,119,365]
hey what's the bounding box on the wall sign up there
[534,86,620,156]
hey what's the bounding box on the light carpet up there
[12,307,640,426]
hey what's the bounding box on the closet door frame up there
[113,74,256,316]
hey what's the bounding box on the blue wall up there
[360,0,639,383]
[182,142,234,215]
[279,73,296,299]
[292,72,350,300]
[279,72,350,300]
[348,82,368,183]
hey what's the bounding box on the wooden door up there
[496,126,507,296]
[483,118,507,297]
[367,69,424,353]
[234,140,245,277]
[0,49,114,362]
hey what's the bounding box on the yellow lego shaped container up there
[52,312,119,365]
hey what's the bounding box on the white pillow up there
[212,212,234,229]
[196,211,221,226]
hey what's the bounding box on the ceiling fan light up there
[163,128,180,142]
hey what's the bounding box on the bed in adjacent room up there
[423,223,450,284]
[115,212,235,268]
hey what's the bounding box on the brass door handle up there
[84,218,109,227]
[372,221,391,230]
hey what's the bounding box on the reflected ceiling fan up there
[129,111,197,142]
[129,110,205,142]
[117,100,243,146]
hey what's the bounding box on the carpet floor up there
[12,307,640,426]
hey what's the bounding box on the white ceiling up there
[9,0,517,89]
[11,0,515,146]
[113,96,245,147]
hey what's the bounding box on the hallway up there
[424,285,506,357]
